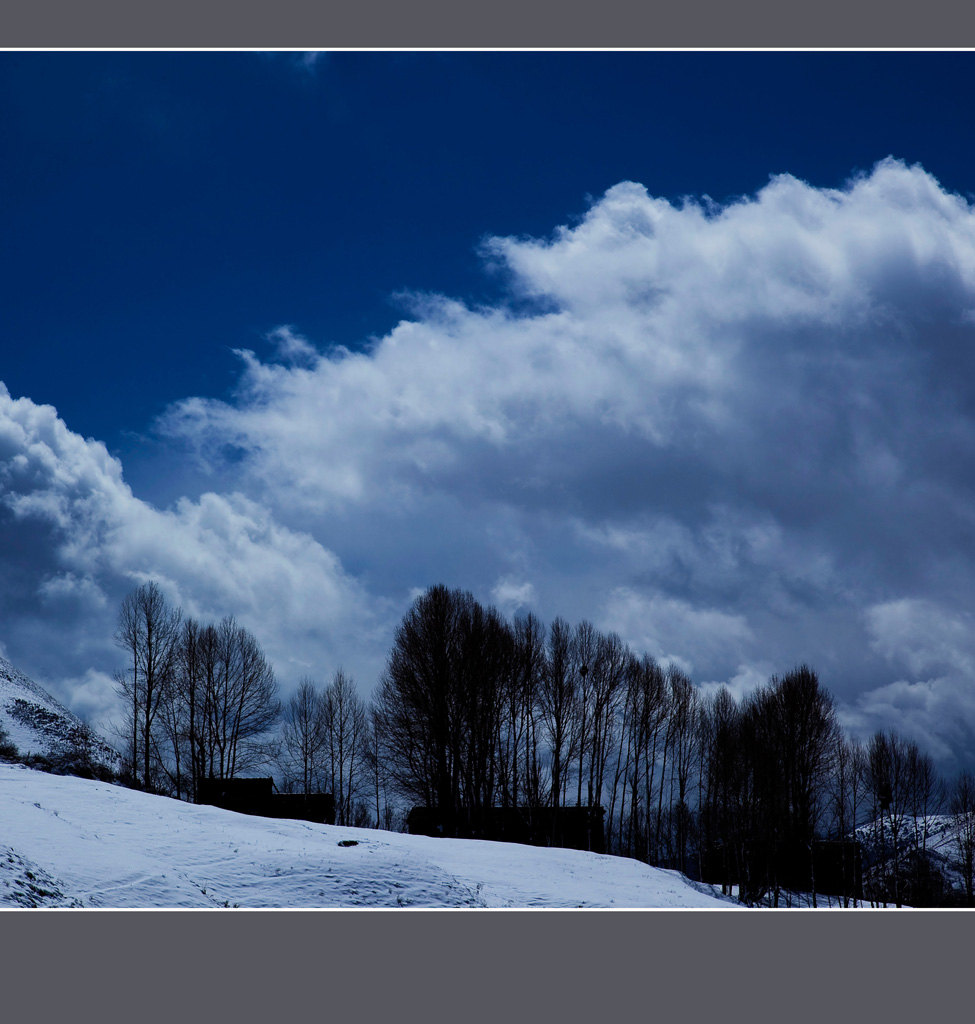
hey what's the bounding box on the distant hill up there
[853,812,972,907]
[0,654,122,777]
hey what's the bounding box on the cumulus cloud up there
[151,159,975,768]
[9,159,975,768]
[838,598,975,768]
[162,161,975,535]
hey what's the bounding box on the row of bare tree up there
[112,582,388,828]
[112,581,975,905]
[279,671,377,827]
[113,582,280,799]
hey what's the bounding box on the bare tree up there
[177,616,207,801]
[905,739,942,902]
[572,621,600,809]
[458,602,513,835]
[580,627,628,823]
[826,735,869,905]
[737,666,839,904]
[606,652,666,861]
[514,612,548,811]
[372,585,519,836]
[154,663,188,799]
[697,684,746,894]
[950,771,975,906]
[539,616,580,812]
[659,666,700,873]
[113,591,141,781]
[321,669,367,825]
[372,585,470,833]
[365,704,396,830]
[192,621,222,783]
[281,677,327,795]
[867,729,912,907]
[210,616,280,778]
[494,611,545,812]
[113,581,182,791]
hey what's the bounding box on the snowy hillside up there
[0,763,740,909]
[855,813,962,861]
[851,811,973,906]
[0,655,121,774]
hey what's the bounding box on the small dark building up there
[197,777,335,825]
[198,776,272,813]
[406,805,605,854]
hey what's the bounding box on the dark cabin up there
[197,777,335,825]
[407,805,605,854]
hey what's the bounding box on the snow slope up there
[0,655,121,772]
[0,764,740,909]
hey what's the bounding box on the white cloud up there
[59,668,121,735]
[865,598,975,679]
[159,160,975,547]
[599,587,755,676]
[697,663,774,704]
[10,159,975,767]
[840,675,975,768]
[0,384,387,731]
[840,598,975,767]
[266,325,321,366]
[38,572,108,610]
[491,577,536,616]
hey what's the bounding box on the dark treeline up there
[109,580,975,906]
[369,584,974,907]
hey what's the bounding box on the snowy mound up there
[0,764,741,909]
[0,655,121,772]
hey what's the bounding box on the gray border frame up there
[2,0,975,48]
[1,3,972,1020]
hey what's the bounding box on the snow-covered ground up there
[0,763,741,909]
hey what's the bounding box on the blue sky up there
[4,50,975,771]
[6,52,973,455]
